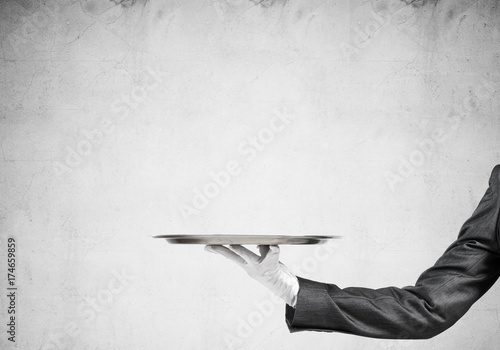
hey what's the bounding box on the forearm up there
[287,244,500,339]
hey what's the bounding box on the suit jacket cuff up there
[286,276,340,333]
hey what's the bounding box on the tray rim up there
[152,234,340,245]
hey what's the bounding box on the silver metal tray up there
[153,234,338,245]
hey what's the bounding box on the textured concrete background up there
[1,0,500,349]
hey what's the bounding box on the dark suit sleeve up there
[286,165,500,339]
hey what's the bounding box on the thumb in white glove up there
[205,244,299,307]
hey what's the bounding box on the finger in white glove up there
[205,244,299,307]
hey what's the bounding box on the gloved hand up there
[205,244,299,307]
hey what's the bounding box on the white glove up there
[205,244,299,307]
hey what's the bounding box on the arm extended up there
[287,165,500,339]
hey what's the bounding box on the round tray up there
[153,234,339,245]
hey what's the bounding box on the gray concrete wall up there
[1,0,499,349]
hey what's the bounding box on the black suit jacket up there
[286,165,500,339]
